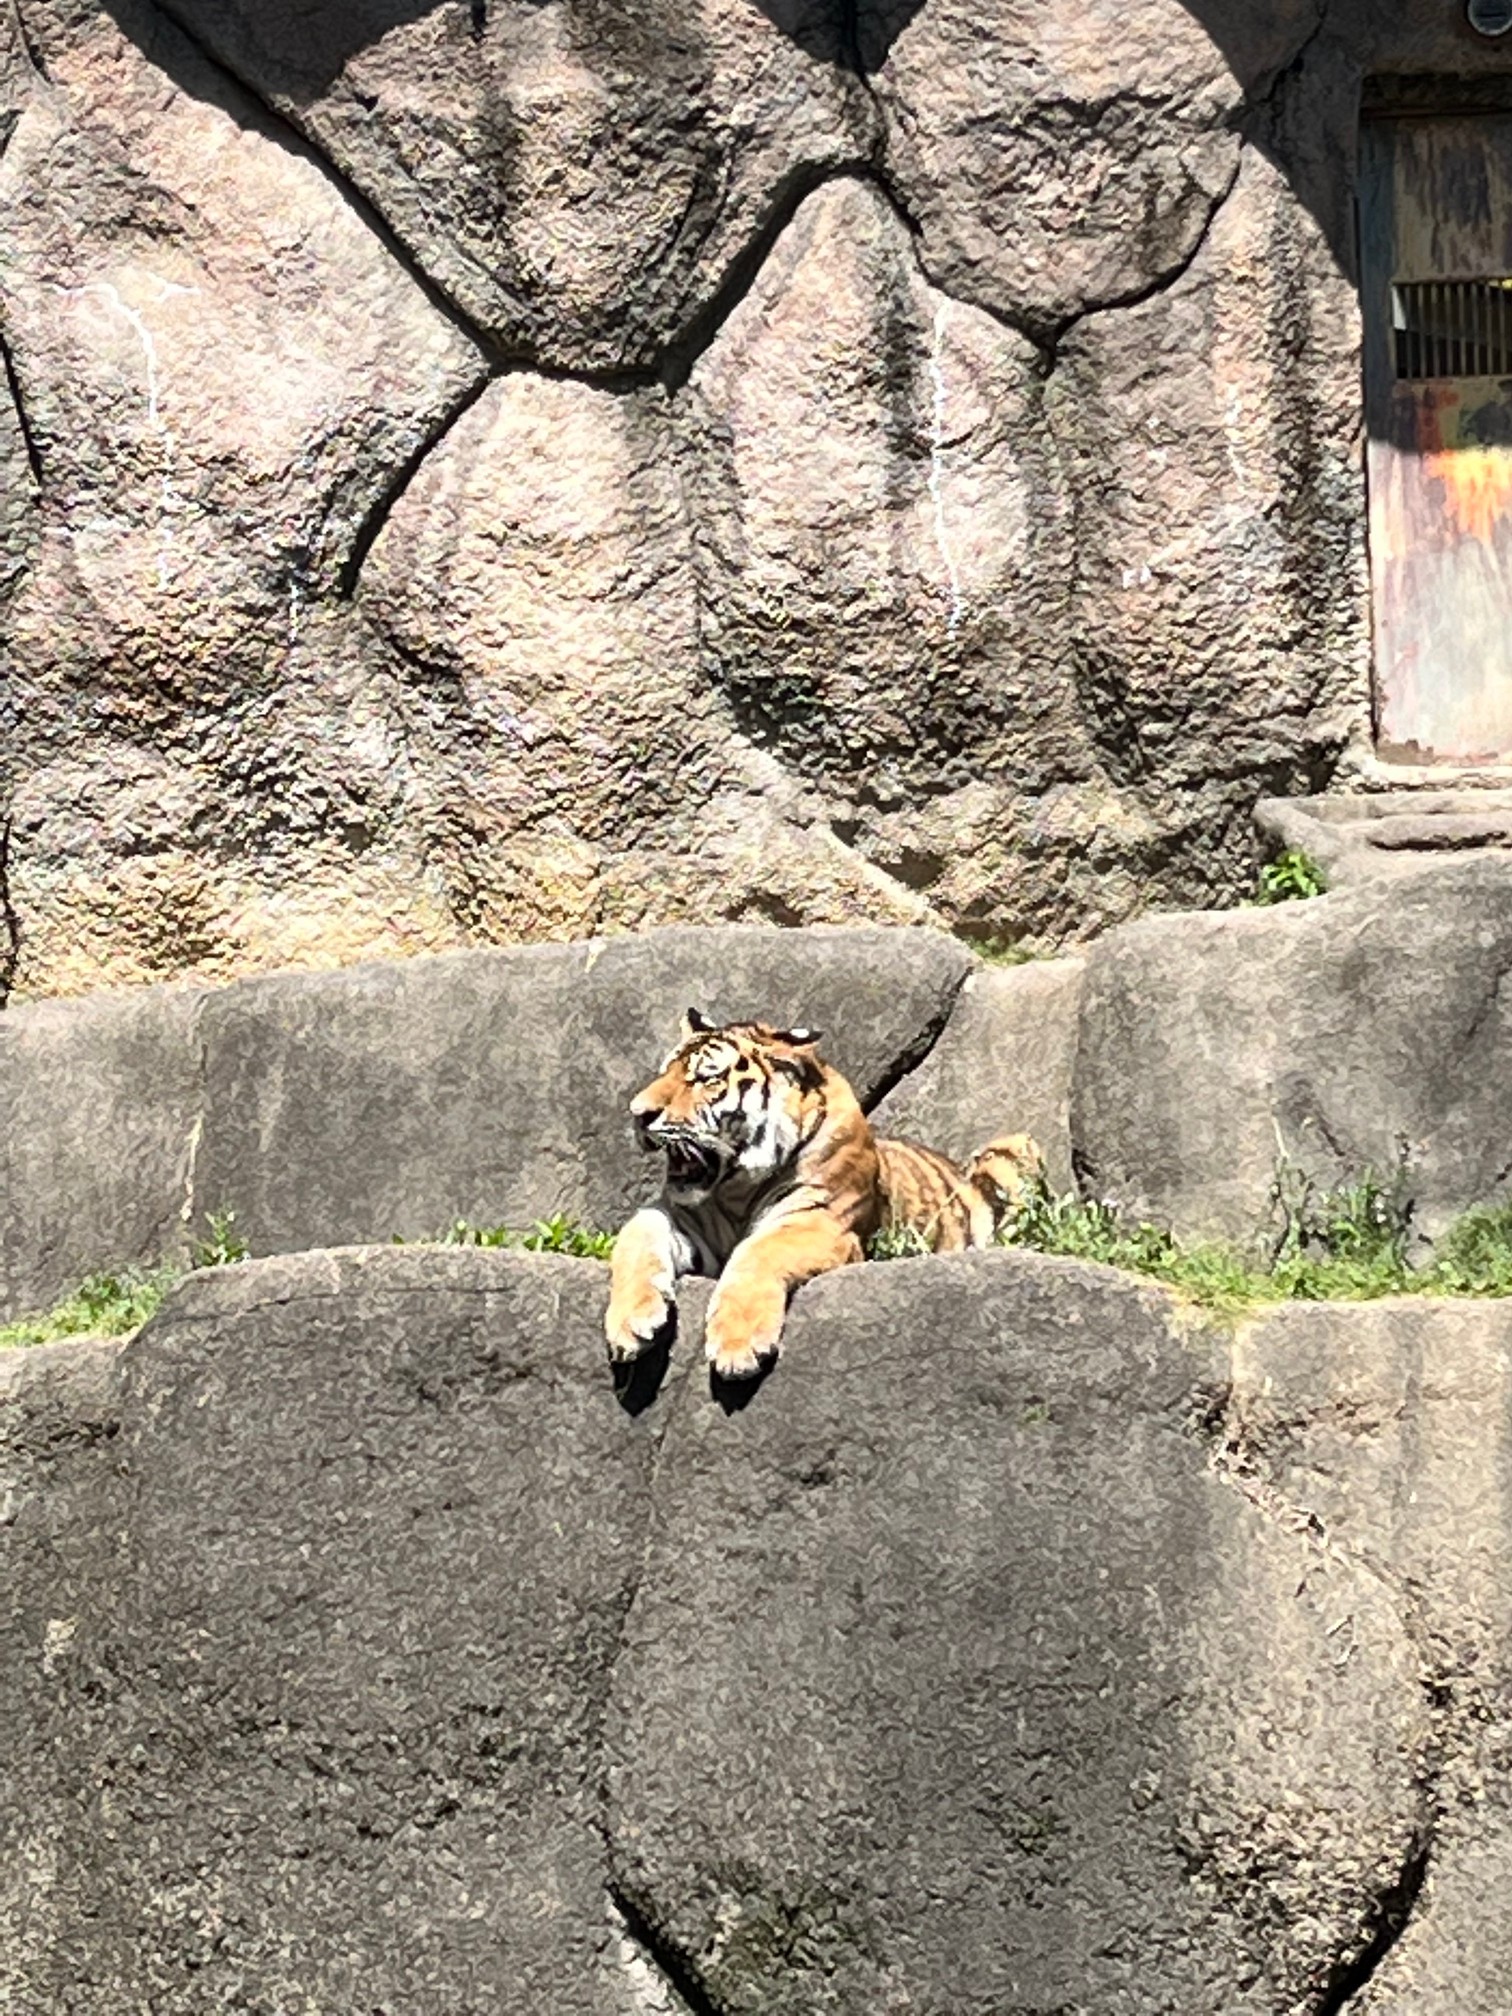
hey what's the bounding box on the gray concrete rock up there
[1044,143,1367,908]
[0,1247,667,2016]
[4,1246,1450,2015]
[1073,860,1512,1247]
[0,0,487,997]
[193,925,973,1255]
[0,984,204,1322]
[870,956,1084,1191]
[358,364,929,941]
[1228,1300,1512,2014]
[610,1250,1430,2016]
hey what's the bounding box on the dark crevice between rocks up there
[858,965,972,1116]
[0,327,43,490]
[655,155,885,394]
[1035,143,1248,365]
[0,811,19,1008]
[1313,1831,1433,2015]
[7,0,50,82]
[337,369,496,598]
[607,1880,721,2016]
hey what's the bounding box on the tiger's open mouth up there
[663,1140,722,1188]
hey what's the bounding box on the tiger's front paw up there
[704,1281,785,1383]
[605,1278,674,1363]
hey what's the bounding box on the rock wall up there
[3,0,1507,996]
[2,1244,1474,2014]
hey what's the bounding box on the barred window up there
[1392,278,1512,379]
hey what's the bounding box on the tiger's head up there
[630,1011,825,1204]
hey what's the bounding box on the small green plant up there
[1426,1202,1512,1296]
[412,1215,615,1261]
[193,1208,249,1270]
[517,1215,616,1261]
[1256,848,1328,904]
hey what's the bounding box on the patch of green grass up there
[0,1265,181,1351]
[1255,847,1328,904]
[415,1214,615,1261]
[995,1169,1512,1316]
[0,1210,253,1351]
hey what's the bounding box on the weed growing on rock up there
[0,1265,181,1351]
[194,1207,249,1270]
[0,1210,251,1351]
[1255,847,1328,903]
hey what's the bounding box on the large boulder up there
[0,926,972,1318]
[1073,860,1512,1246]
[864,0,1317,332]
[1,1247,668,2016]
[609,1251,1430,2016]
[194,924,974,1254]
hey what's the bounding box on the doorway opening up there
[1360,78,1512,764]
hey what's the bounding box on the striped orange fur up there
[605,1013,1043,1382]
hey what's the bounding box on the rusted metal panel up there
[1363,115,1512,764]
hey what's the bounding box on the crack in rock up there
[0,811,19,1007]
[606,1882,717,2016]
[0,325,42,490]
[858,960,974,1114]
[338,368,495,598]
[1313,1833,1434,2015]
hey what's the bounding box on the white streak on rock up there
[63,276,199,589]
[927,299,966,637]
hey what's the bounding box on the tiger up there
[604,1010,1044,1383]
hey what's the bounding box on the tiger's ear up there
[681,1007,716,1040]
[773,1025,820,1048]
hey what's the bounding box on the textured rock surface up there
[864,0,1315,332]
[3,1246,1446,2014]
[1229,1300,1512,2014]
[0,984,203,1320]
[1,0,1476,995]
[1073,859,1512,1246]
[870,955,1084,1191]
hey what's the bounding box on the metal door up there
[1361,114,1512,763]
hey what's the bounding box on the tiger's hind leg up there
[605,1208,693,1363]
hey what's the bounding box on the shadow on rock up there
[612,1329,676,1416]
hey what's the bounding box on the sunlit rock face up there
[0,0,1476,994]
